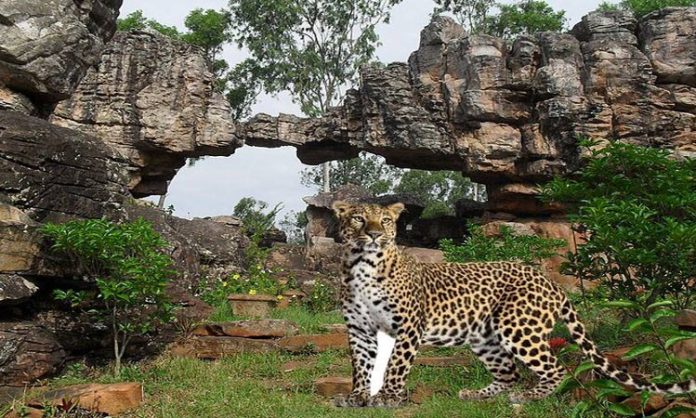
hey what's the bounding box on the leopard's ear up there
[331,200,352,219]
[387,202,406,219]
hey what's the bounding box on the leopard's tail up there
[560,297,696,394]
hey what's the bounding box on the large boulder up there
[0,111,131,223]
[0,0,122,110]
[0,322,66,388]
[51,30,241,196]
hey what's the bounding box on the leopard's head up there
[331,201,405,251]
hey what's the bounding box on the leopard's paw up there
[366,392,407,408]
[333,391,369,408]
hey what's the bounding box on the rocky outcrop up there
[242,8,696,182]
[0,111,131,223]
[0,322,66,388]
[51,31,241,196]
[0,0,122,112]
[238,8,696,218]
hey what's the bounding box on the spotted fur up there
[331,201,696,408]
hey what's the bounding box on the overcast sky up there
[125,0,609,220]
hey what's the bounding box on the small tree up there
[620,0,696,17]
[301,152,402,196]
[43,219,174,376]
[433,0,495,33]
[279,210,309,245]
[182,9,233,79]
[395,170,478,218]
[117,10,182,38]
[233,197,282,239]
[487,0,566,39]
[543,140,696,309]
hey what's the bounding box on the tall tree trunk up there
[157,193,167,209]
[322,162,330,193]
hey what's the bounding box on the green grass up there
[33,352,578,418]
[209,303,345,334]
[11,298,635,417]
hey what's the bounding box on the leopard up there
[331,201,696,408]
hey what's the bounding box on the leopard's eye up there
[382,217,393,224]
[351,215,364,223]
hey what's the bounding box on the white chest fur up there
[347,254,393,333]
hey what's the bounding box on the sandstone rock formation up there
[0,0,122,112]
[240,8,696,218]
[51,30,241,196]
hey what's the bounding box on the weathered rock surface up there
[0,322,66,387]
[0,0,122,109]
[169,336,279,359]
[125,202,248,289]
[35,382,143,415]
[0,274,38,306]
[51,30,241,196]
[192,319,300,338]
[277,333,349,353]
[0,111,130,223]
[239,8,696,191]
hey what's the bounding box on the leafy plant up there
[557,298,696,417]
[440,223,566,266]
[306,279,338,313]
[43,218,175,376]
[543,140,696,309]
[486,0,567,38]
[620,0,696,17]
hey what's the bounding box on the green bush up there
[621,0,696,17]
[543,140,696,309]
[43,218,175,376]
[440,223,566,266]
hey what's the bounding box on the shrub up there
[543,140,696,309]
[620,0,696,17]
[43,218,175,376]
[440,223,566,266]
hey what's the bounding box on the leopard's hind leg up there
[459,326,520,400]
[498,306,565,402]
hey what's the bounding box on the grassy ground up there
[5,298,645,418]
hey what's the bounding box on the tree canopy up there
[434,0,566,38]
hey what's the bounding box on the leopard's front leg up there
[368,325,422,408]
[334,306,377,407]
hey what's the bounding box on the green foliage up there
[487,0,566,38]
[543,140,696,309]
[395,170,476,218]
[228,0,401,117]
[596,1,622,12]
[42,218,174,376]
[306,279,338,313]
[301,152,402,196]
[620,0,696,17]
[433,0,495,33]
[182,9,233,78]
[116,10,182,38]
[557,297,696,416]
[435,0,566,38]
[441,223,566,266]
[233,197,282,238]
[302,152,482,218]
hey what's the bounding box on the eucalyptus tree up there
[227,0,401,191]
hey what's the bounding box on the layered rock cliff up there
[243,8,695,187]
[51,31,240,196]
[0,0,123,114]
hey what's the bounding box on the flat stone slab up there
[169,336,278,359]
[33,383,143,416]
[314,376,352,397]
[192,319,299,338]
[676,309,696,330]
[277,333,349,353]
